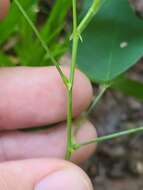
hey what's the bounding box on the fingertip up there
[0,66,93,129]
[0,159,93,190]
[72,69,93,116]
[72,120,97,163]
[35,160,93,190]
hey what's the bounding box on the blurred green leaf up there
[40,0,71,39]
[0,0,70,67]
[0,0,37,45]
[77,0,143,83]
[112,77,143,101]
[15,0,40,65]
[0,53,13,66]
[19,0,71,66]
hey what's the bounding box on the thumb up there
[0,159,93,190]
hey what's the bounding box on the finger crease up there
[0,133,8,162]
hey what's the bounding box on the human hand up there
[0,1,96,189]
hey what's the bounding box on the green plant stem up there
[87,85,109,115]
[78,0,104,34]
[65,0,79,160]
[65,0,106,160]
[65,89,73,159]
[73,85,108,132]
[14,0,68,87]
[75,126,143,148]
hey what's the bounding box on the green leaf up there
[20,0,71,66]
[40,0,71,39]
[0,0,37,44]
[77,0,143,82]
[15,0,40,66]
[0,53,13,66]
[112,77,143,102]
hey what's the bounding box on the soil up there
[82,61,143,190]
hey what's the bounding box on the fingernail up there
[35,168,93,190]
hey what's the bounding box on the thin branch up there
[76,126,143,148]
[14,0,69,87]
[78,0,105,34]
[87,84,109,115]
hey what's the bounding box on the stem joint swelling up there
[66,143,81,158]
[70,31,83,42]
[67,82,72,91]
[72,143,81,150]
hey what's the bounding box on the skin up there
[0,1,96,189]
[129,0,143,18]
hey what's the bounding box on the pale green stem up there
[87,85,109,115]
[75,126,143,148]
[78,0,105,34]
[65,0,79,160]
[14,0,68,87]
[65,89,73,160]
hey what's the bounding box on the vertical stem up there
[65,89,73,160]
[14,0,68,87]
[65,0,79,160]
[70,0,79,87]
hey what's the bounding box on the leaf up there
[40,0,71,39]
[0,53,13,66]
[0,0,37,44]
[77,0,143,83]
[112,77,143,101]
[15,0,40,66]
[19,0,71,66]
